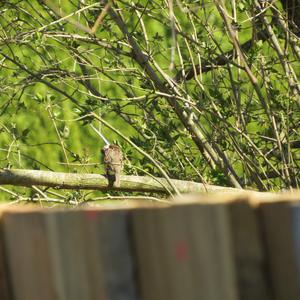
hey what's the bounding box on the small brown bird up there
[102,144,123,187]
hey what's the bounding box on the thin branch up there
[41,0,96,34]
[173,30,269,82]
[85,195,170,203]
[91,1,111,34]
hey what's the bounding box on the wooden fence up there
[1,191,300,300]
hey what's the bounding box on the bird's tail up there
[114,174,120,188]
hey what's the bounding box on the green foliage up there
[0,0,299,202]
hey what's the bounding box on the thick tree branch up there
[0,169,245,194]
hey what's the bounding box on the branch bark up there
[0,168,246,194]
